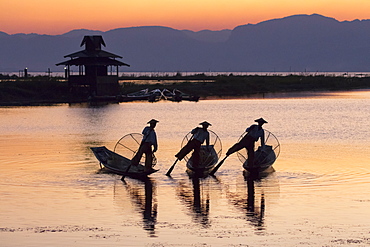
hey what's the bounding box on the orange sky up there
[1,0,370,35]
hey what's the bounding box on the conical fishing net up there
[180,130,222,168]
[236,129,280,169]
[114,133,157,166]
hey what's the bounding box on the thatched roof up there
[64,50,122,59]
[56,35,129,67]
[56,57,130,67]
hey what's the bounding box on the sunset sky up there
[1,0,370,35]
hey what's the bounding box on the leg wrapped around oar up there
[175,139,201,161]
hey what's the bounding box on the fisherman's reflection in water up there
[122,178,157,236]
[246,178,265,231]
[225,176,266,231]
[176,177,210,227]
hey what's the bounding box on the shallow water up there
[1,90,370,246]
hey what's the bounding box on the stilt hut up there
[56,35,130,98]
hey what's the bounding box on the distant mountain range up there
[1,14,370,72]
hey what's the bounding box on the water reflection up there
[245,178,265,231]
[119,178,158,237]
[218,173,279,233]
[176,177,211,227]
[2,91,370,246]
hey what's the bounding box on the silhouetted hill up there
[62,29,103,38]
[102,26,220,71]
[182,29,232,42]
[1,14,370,72]
[223,14,370,71]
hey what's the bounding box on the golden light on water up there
[1,91,370,246]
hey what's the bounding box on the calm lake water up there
[1,90,370,246]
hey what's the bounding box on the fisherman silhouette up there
[226,118,267,167]
[131,119,158,172]
[175,121,211,167]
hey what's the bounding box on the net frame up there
[180,129,222,167]
[236,129,280,166]
[114,133,157,166]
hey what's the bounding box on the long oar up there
[121,161,133,180]
[166,134,194,176]
[209,155,229,176]
[122,128,154,180]
[165,158,179,176]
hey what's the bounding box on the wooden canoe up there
[186,145,219,178]
[90,146,158,179]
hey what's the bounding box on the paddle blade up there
[166,159,178,176]
[121,163,133,180]
[209,156,228,175]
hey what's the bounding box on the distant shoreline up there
[3,71,370,78]
[0,74,370,106]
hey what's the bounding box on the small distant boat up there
[120,89,151,102]
[119,88,199,103]
[90,133,158,179]
[119,89,162,102]
[161,89,183,102]
[147,89,162,102]
[161,89,200,102]
[172,89,200,102]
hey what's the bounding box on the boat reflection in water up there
[118,178,158,237]
[176,177,212,227]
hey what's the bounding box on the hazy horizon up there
[2,14,370,72]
